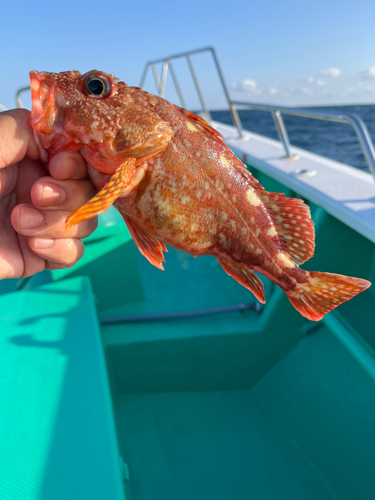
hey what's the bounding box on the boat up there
[1,48,375,500]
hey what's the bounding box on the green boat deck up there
[1,167,375,500]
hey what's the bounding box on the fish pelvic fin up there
[286,271,371,321]
[65,158,136,232]
[260,192,315,265]
[121,214,167,270]
[218,258,265,304]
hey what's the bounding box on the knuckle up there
[55,239,84,266]
[74,216,98,239]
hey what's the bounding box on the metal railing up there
[7,48,375,180]
[15,87,30,108]
[231,101,375,177]
[139,47,243,134]
[140,47,375,180]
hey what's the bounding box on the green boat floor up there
[251,326,375,500]
[0,277,124,500]
[112,327,375,500]
[118,390,336,500]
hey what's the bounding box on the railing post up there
[272,110,298,160]
[209,48,244,138]
[230,104,243,139]
[344,114,375,180]
[159,60,170,98]
[186,55,211,122]
[139,63,150,89]
[168,62,186,109]
[151,64,161,94]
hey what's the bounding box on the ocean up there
[210,105,375,172]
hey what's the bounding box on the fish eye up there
[84,74,112,98]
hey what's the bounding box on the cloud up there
[232,79,262,96]
[320,67,341,78]
[241,79,259,93]
[291,86,313,96]
[359,67,375,79]
[228,65,375,105]
[306,77,325,87]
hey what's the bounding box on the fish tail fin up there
[286,271,371,321]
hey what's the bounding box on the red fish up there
[29,69,371,321]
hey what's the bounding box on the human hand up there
[0,108,98,280]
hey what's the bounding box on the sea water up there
[211,105,375,172]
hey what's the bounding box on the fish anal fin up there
[122,214,167,270]
[261,192,315,265]
[287,271,371,321]
[65,158,136,232]
[218,258,265,304]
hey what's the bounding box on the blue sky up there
[1,0,375,110]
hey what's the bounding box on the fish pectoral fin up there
[65,158,137,232]
[218,258,265,304]
[122,214,167,271]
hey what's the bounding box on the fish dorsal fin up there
[237,163,265,189]
[259,191,315,265]
[218,258,265,304]
[121,213,167,270]
[176,106,226,140]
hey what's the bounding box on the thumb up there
[0,109,39,170]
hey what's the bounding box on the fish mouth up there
[29,71,57,134]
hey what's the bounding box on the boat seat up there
[0,276,125,500]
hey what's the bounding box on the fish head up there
[29,70,173,173]
[29,69,123,166]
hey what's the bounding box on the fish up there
[29,69,371,321]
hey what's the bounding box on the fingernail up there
[41,183,66,206]
[34,238,54,249]
[20,206,44,230]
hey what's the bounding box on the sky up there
[1,0,375,111]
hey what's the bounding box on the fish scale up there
[29,69,371,321]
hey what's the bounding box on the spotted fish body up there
[29,69,370,321]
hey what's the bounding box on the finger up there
[49,151,88,180]
[28,237,84,267]
[88,164,111,189]
[15,156,48,204]
[0,163,17,199]
[45,261,74,271]
[11,203,98,239]
[0,109,39,170]
[30,177,97,211]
